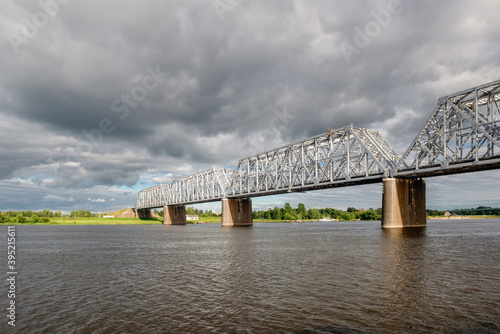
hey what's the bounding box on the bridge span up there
[135,79,500,228]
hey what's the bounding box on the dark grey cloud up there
[1,0,500,211]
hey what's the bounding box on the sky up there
[1,0,500,213]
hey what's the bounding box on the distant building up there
[320,217,338,222]
[186,215,198,221]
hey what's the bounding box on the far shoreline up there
[1,215,498,226]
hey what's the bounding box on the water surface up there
[1,220,499,333]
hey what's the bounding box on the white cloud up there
[43,195,72,202]
[87,198,106,203]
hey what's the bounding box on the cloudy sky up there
[1,0,499,213]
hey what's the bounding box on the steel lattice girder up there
[136,80,500,209]
[136,168,235,208]
[396,79,500,177]
[227,125,400,198]
[136,184,170,209]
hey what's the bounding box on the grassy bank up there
[1,217,162,225]
[193,216,220,223]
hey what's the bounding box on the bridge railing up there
[228,125,400,197]
[396,79,500,177]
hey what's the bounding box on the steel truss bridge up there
[136,80,500,209]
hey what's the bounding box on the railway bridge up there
[135,80,500,228]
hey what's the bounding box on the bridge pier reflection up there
[222,198,253,226]
[382,178,426,228]
[164,205,187,225]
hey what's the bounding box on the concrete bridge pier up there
[135,208,152,218]
[164,205,187,225]
[382,178,426,228]
[221,198,253,226]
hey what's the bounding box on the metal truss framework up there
[136,184,170,209]
[136,168,234,208]
[396,80,500,177]
[136,126,400,208]
[228,126,399,197]
[136,79,500,209]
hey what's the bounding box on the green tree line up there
[251,203,382,221]
[1,212,49,224]
[154,208,220,218]
[450,206,500,216]
[1,209,61,218]
[152,204,459,222]
[0,209,110,223]
[0,210,63,224]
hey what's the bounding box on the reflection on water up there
[1,220,499,333]
[380,227,429,331]
[383,226,427,240]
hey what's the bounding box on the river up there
[1,219,499,333]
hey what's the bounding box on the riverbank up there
[0,217,163,225]
[0,217,345,225]
[2,216,498,225]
